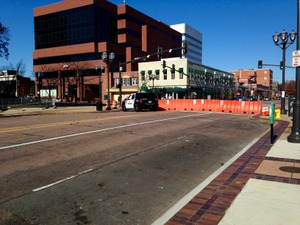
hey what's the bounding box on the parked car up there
[246,96,257,101]
[122,92,158,111]
[263,97,270,101]
[232,96,244,101]
[22,95,37,102]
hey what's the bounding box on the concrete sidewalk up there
[155,115,300,225]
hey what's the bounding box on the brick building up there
[0,70,35,98]
[33,0,182,103]
[230,69,273,100]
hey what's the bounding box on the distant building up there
[230,69,273,100]
[171,23,202,64]
[0,70,34,98]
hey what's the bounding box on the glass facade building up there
[33,0,182,102]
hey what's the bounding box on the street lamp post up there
[288,0,300,143]
[273,29,297,114]
[149,73,158,92]
[95,65,104,111]
[102,52,115,110]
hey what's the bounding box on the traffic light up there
[157,46,162,60]
[280,61,284,70]
[182,41,188,54]
[162,60,166,69]
[258,60,263,69]
[171,64,175,74]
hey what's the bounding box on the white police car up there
[122,92,158,111]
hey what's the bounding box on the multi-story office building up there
[33,0,182,102]
[171,23,202,64]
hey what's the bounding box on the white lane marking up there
[31,114,207,192]
[152,138,259,225]
[0,114,206,151]
[33,169,93,192]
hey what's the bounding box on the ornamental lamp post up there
[288,0,300,143]
[95,64,104,111]
[272,29,297,114]
[102,52,115,110]
[149,73,158,92]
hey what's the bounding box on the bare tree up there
[286,80,296,96]
[1,60,27,76]
[0,22,10,60]
[15,60,27,76]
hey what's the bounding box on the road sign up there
[292,50,300,67]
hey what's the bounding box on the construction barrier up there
[157,99,262,115]
[261,106,269,116]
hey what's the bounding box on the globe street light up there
[102,52,115,110]
[149,73,158,92]
[272,29,297,114]
[95,64,104,111]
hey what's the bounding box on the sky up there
[0,0,298,82]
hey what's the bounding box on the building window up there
[131,77,138,85]
[34,5,118,49]
[171,72,175,80]
[114,78,119,86]
[124,78,131,86]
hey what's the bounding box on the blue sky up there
[0,0,297,82]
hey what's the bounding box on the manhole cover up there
[279,166,300,173]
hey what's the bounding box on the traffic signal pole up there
[288,0,300,143]
[163,61,190,98]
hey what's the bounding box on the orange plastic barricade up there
[158,100,166,110]
[220,100,226,112]
[171,99,176,110]
[176,99,183,110]
[205,99,212,111]
[230,100,240,114]
[211,99,221,112]
[182,99,189,110]
[253,101,262,115]
[228,100,235,113]
[240,101,247,114]
[165,99,171,110]
[174,99,183,110]
[248,101,255,114]
[192,99,199,111]
[169,99,175,110]
[244,101,251,114]
[262,106,269,116]
[199,99,206,111]
[245,101,261,115]
[187,99,194,110]
[222,100,232,113]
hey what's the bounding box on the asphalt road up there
[0,110,269,225]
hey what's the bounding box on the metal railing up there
[0,97,53,110]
